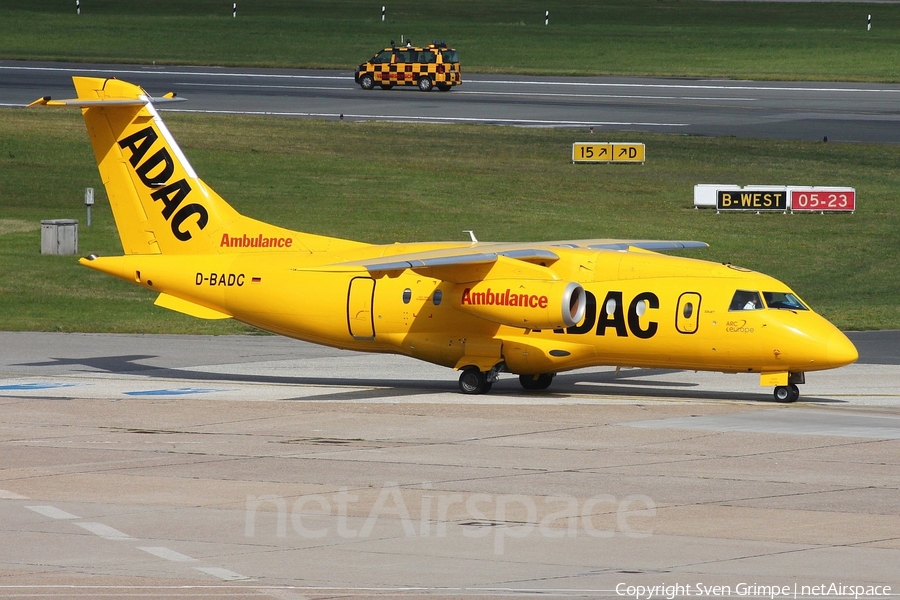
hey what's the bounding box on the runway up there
[3,60,900,142]
[0,332,897,597]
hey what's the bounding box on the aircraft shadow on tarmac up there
[16,354,844,404]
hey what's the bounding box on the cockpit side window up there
[763,292,808,310]
[729,290,763,311]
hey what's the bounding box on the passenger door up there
[347,277,376,340]
[676,292,701,334]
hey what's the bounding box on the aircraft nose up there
[827,329,859,367]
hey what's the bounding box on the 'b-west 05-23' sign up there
[717,189,787,211]
[693,185,856,213]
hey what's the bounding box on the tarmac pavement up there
[0,332,897,598]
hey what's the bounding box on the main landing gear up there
[519,373,554,391]
[457,366,556,395]
[458,366,494,394]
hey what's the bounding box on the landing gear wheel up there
[437,84,452,92]
[459,367,490,395]
[359,74,374,90]
[417,76,433,92]
[774,384,800,403]
[519,373,554,391]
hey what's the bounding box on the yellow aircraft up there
[31,77,858,402]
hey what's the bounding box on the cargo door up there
[676,292,701,334]
[347,277,376,340]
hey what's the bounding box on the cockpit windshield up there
[763,292,808,311]
[729,290,762,311]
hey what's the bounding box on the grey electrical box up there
[41,219,78,255]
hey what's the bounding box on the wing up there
[300,239,708,282]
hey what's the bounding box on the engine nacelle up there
[453,280,586,330]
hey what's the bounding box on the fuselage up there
[86,241,858,378]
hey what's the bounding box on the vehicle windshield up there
[763,292,808,310]
[441,50,458,63]
[372,50,392,63]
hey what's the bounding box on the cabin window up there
[402,288,412,304]
[729,290,762,311]
[432,289,443,306]
[763,292,808,311]
[683,302,694,319]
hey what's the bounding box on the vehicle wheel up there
[417,76,433,92]
[380,83,394,90]
[437,84,452,92]
[774,384,800,403]
[519,373,554,391]
[359,74,374,90]
[459,367,489,394]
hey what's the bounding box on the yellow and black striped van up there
[354,42,461,92]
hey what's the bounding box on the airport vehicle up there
[30,77,857,401]
[355,42,461,91]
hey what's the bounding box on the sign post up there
[84,187,94,227]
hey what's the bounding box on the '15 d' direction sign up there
[573,143,645,164]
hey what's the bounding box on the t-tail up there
[29,76,363,256]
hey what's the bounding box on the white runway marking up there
[164,107,688,128]
[0,489,28,500]
[74,522,133,540]
[26,505,78,520]
[138,546,198,562]
[194,566,252,581]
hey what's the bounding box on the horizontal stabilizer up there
[27,95,184,108]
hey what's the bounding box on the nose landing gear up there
[774,383,800,403]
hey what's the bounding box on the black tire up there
[417,76,433,92]
[459,367,489,394]
[359,74,374,90]
[437,84,452,92]
[774,384,800,403]
[519,373,554,391]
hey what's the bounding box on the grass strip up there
[1,108,897,332]
[2,0,899,81]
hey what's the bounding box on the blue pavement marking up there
[123,387,222,397]
[0,382,76,391]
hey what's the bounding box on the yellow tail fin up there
[32,77,363,256]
